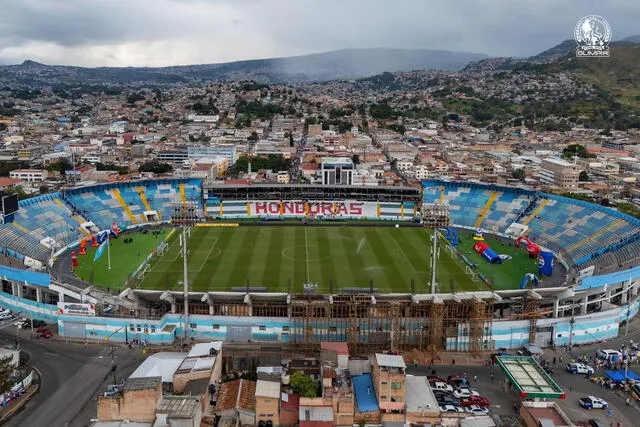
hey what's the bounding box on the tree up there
[351,154,360,165]
[39,185,50,194]
[45,159,73,173]
[0,356,14,397]
[512,168,525,181]
[579,171,589,182]
[139,161,172,174]
[290,371,318,398]
[563,144,595,159]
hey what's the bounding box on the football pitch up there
[75,225,536,293]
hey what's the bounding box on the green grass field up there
[73,226,534,293]
[73,228,171,291]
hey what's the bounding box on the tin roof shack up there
[255,374,281,426]
[372,354,406,422]
[289,358,321,381]
[97,377,162,423]
[213,379,256,427]
[155,396,202,427]
[173,342,222,394]
[519,401,575,427]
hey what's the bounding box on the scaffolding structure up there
[421,203,450,228]
[285,294,495,355]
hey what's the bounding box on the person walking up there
[626,397,630,406]
[490,373,495,382]
[473,375,477,383]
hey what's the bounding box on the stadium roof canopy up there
[496,356,565,399]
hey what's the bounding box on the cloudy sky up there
[0,0,637,66]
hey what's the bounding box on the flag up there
[94,240,108,261]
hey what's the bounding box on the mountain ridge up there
[2,47,489,84]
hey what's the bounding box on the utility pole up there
[182,226,189,341]
[430,229,438,294]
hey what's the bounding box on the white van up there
[430,381,454,392]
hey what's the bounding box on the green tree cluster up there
[45,159,73,173]
[290,371,319,398]
[233,155,291,173]
[563,144,596,159]
[139,161,172,174]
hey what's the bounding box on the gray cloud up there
[0,0,636,66]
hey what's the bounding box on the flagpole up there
[107,232,111,270]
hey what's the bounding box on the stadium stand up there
[422,181,640,272]
[64,179,203,229]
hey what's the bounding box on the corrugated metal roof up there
[375,353,406,368]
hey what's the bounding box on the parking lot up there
[407,351,635,427]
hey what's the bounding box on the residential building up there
[97,377,163,422]
[155,396,202,427]
[158,150,188,164]
[298,397,334,427]
[255,375,281,425]
[405,376,440,424]
[540,158,579,189]
[321,157,353,186]
[9,169,46,182]
[371,353,406,421]
[276,171,290,184]
[213,379,256,426]
[187,144,237,165]
[187,114,219,123]
[108,121,128,134]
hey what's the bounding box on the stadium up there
[0,178,638,354]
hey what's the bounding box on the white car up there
[0,312,13,320]
[579,396,608,409]
[465,405,490,415]
[596,349,622,360]
[566,363,594,375]
[453,387,480,398]
[440,405,464,413]
[431,381,454,392]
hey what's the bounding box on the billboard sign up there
[57,302,96,316]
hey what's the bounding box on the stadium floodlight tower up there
[421,187,450,294]
[170,199,200,341]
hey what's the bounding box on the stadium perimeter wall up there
[0,289,636,349]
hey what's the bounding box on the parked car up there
[567,363,594,375]
[465,405,490,415]
[439,405,464,413]
[579,396,608,409]
[587,419,606,427]
[596,349,622,361]
[39,330,53,339]
[0,312,13,320]
[21,320,45,329]
[460,395,490,407]
[431,381,454,392]
[453,387,480,398]
[447,377,470,388]
[436,396,461,406]
[428,375,446,383]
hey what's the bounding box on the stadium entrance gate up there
[227,325,252,343]
[534,326,553,347]
[62,322,86,339]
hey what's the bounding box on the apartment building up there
[540,157,579,189]
[371,354,406,421]
[321,157,354,186]
[9,169,46,182]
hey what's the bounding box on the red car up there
[460,395,490,407]
[428,376,445,383]
[36,326,49,334]
[39,330,53,339]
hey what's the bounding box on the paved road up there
[0,328,144,427]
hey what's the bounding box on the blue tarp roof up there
[577,266,640,291]
[352,373,379,412]
[604,370,640,382]
[0,264,50,287]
